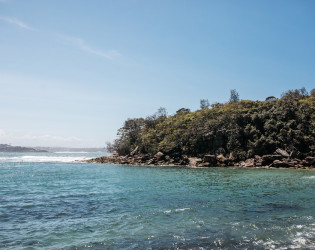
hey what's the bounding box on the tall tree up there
[200,99,210,110]
[229,89,240,102]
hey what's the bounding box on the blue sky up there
[0,0,314,147]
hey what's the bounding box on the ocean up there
[0,152,314,249]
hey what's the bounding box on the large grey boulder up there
[275,148,290,158]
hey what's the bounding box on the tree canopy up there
[107,88,314,161]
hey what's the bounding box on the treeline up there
[107,88,315,161]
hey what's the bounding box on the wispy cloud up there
[62,36,121,59]
[0,16,33,30]
[0,16,120,59]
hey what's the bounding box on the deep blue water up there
[0,153,315,249]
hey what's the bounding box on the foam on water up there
[302,176,315,179]
[0,152,99,163]
[0,155,91,163]
[163,208,191,214]
[54,151,90,154]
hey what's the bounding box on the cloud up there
[0,16,33,30]
[0,17,119,59]
[62,36,121,59]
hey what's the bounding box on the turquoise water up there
[1,153,315,249]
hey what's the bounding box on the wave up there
[302,176,315,179]
[163,208,191,214]
[0,155,90,163]
[54,151,91,154]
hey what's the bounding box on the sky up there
[0,0,314,147]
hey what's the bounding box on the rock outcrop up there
[87,151,314,169]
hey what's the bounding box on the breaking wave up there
[0,155,91,163]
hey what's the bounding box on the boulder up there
[147,158,157,165]
[216,154,228,163]
[275,148,290,158]
[271,160,292,168]
[262,155,283,165]
[240,158,255,167]
[188,157,202,167]
[154,152,165,161]
[141,154,150,162]
[254,155,263,166]
[244,158,255,167]
[305,156,315,164]
[302,156,315,166]
[203,155,217,166]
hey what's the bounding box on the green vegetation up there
[107,88,315,161]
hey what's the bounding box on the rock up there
[240,158,255,167]
[303,156,315,166]
[188,157,202,167]
[203,155,217,166]
[305,156,315,164]
[180,155,189,165]
[290,150,301,159]
[154,152,165,161]
[141,154,150,162]
[120,160,130,164]
[216,154,228,163]
[244,158,255,167]
[275,148,290,158]
[272,160,292,168]
[147,158,156,165]
[254,155,263,166]
[262,155,283,165]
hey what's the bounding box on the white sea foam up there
[302,176,315,179]
[0,156,91,163]
[54,151,90,154]
[163,208,191,214]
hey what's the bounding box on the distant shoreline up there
[0,144,47,153]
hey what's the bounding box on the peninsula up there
[89,88,315,169]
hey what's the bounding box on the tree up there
[105,141,116,153]
[229,89,240,103]
[281,87,309,100]
[156,107,167,118]
[200,99,210,110]
[311,88,315,96]
[265,96,276,101]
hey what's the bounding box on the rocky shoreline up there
[87,148,315,169]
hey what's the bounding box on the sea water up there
[0,152,314,249]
